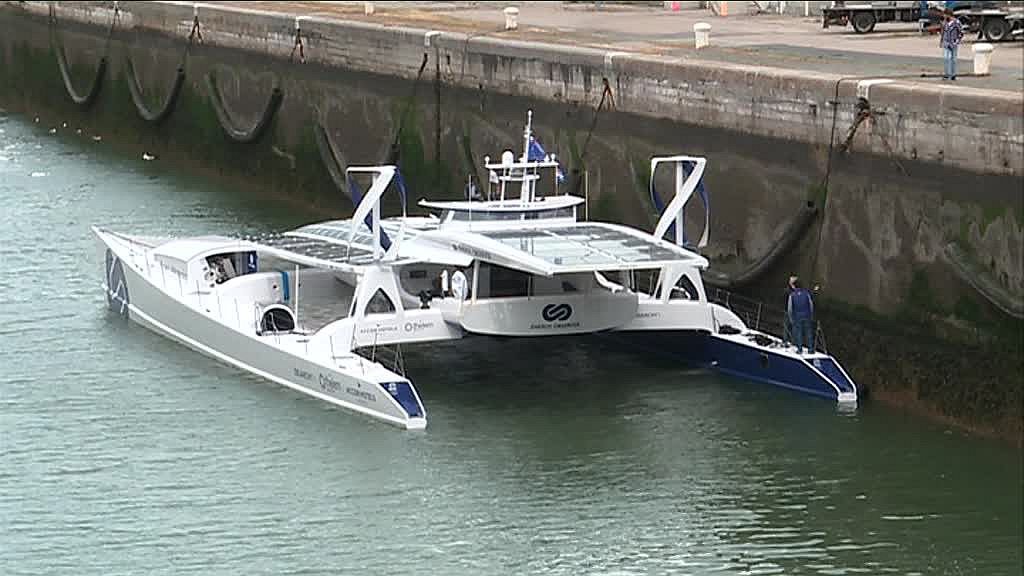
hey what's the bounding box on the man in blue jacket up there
[787,278,815,354]
[783,275,797,345]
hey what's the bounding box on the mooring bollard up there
[504,6,519,31]
[694,22,711,49]
[973,43,994,76]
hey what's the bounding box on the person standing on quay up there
[940,9,964,81]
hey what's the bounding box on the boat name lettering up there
[637,311,660,319]
[451,242,491,260]
[318,373,342,393]
[529,321,581,330]
[358,325,399,336]
[346,387,377,403]
[293,367,313,381]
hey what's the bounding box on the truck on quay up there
[823,1,1024,41]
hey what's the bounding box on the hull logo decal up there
[541,303,573,322]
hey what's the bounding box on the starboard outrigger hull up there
[613,329,858,404]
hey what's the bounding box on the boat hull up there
[97,231,425,429]
[455,291,638,337]
[614,329,858,404]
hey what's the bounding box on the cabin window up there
[488,265,530,297]
[205,251,257,284]
[632,270,658,296]
[450,210,522,222]
[670,274,700,301]
[366,288,396,314]
[524,207,575,220]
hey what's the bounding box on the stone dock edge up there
[9,0,1024,176]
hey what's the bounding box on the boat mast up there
[371,171,383,260]
[520,110,533,202]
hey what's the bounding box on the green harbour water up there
[1,112,1021,575]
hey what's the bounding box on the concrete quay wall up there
[23,0,1024,177]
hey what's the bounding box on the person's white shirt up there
[451,270,468,300]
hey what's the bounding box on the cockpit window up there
[670,274,700,301]
[366,288,396,314]
[445,207,574,222]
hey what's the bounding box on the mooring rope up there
[812,75,916,280]
[568,77,616,195]
[48,1,120,108]
[579,77,616,162]
[387,52,430,165]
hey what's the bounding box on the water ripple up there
[0,114,1019,576]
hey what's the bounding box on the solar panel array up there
[292,221,377,245]
[244,220,697,271]
[242,231,377,265]
[480,224,698,269]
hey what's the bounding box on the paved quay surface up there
[223,1,1024,93]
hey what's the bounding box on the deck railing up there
[361,327,406,377]
[707,287,828,354]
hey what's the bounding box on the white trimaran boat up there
[94,112,856,429]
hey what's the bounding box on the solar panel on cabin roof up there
[292,222,377,247]
[256,233,376,264]
[479,224,694,268]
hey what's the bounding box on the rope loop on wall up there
[123,2,205,123]
[205,70,284,143]
[48,0,120,108]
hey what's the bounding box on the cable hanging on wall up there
[387,51,430,165]
[313,113,349,194]
[568,77,616,197]
[48,0,120,108]
[204,69,284,144]
[123,3,203,124]
[200,11,309,143]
